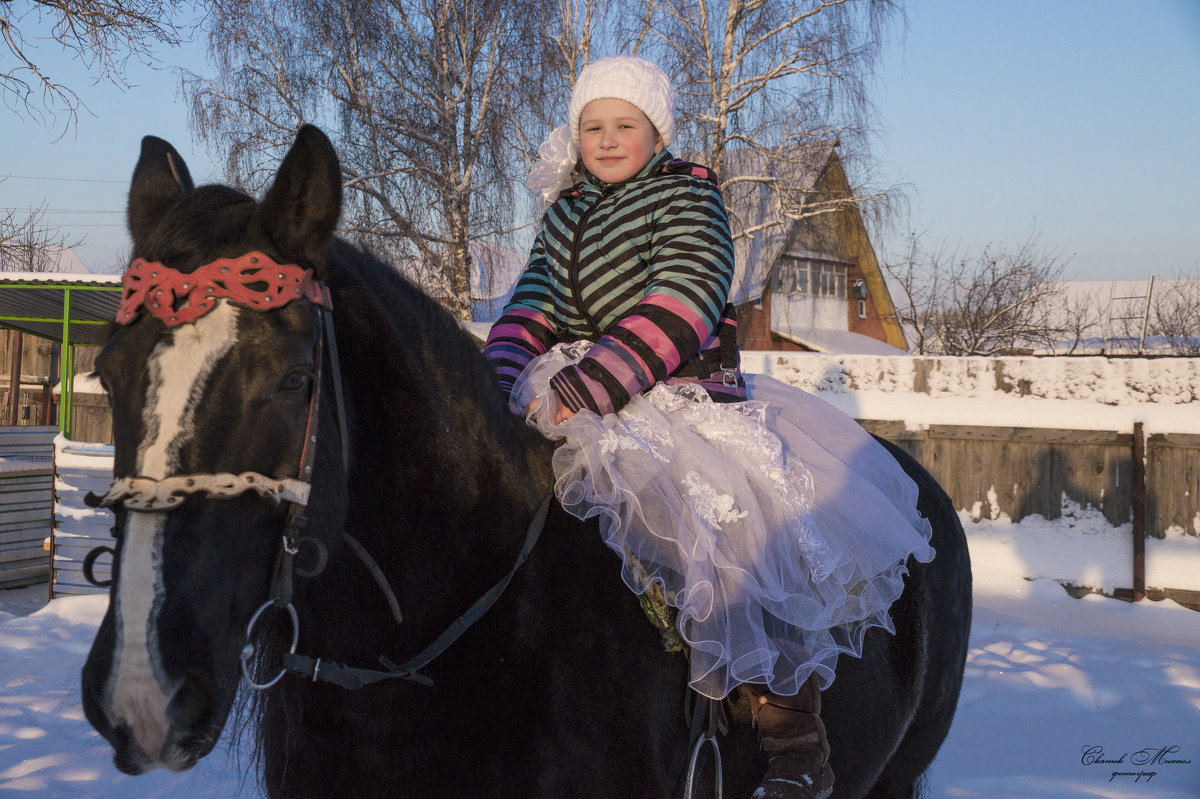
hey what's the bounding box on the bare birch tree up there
[1,0,188,131]
[644,0,899,242]
[184,0,904,317]
[883,233,1069,355]
[185,0,538,320]
[533,0,607,125]
[522,0,658,157]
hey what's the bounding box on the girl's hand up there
[524,396,576,425]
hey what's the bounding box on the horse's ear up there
[127,136,194,249]
[256,125,342,263]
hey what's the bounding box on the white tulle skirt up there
[513,343,935,700]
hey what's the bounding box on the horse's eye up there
[278,370,312,394]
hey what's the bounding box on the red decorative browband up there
[117,251,328,327]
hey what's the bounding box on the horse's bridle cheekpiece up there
[88,250,550,694]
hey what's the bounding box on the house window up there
[857,300,867,319]
[770,257,806,296]
[771,255,847,298]
[805,259,845,297]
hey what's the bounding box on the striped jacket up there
[484,149,740,415]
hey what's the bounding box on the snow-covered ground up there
[2,507,1198,798]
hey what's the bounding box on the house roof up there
[770,324,908,355]
[718,141,838,306]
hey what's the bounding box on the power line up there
[0,174,125,185]
[0,207,122,214]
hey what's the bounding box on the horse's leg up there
[862,441,973,799]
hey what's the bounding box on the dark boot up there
[744,676,834,799]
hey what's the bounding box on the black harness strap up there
[343,532,403,625]
[318,287,350,472]
[283,652,434,689]
[265,303,332,608]
[281,494,551,689]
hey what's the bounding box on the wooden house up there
[721,142,908,354]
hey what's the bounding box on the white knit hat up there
[526,56,678,209]
[568,56,677,147]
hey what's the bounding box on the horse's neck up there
[315,270,553,654]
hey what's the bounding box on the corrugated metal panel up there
[0,427,54,588]
[0,275,122,347]
[0,289,61,319]
[0,426,58,456]
[51,438,115,598]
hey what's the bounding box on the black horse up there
[81,125,971,798]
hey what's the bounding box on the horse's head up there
[81,126,347,773]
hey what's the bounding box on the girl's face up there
[579,98,663,184]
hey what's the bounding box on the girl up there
[484,56,934,799]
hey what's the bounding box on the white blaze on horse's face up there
[106,301,241,766]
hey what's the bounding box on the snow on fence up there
[50,436,115,598]
[743,352,1200,404]
[0,426,55,589]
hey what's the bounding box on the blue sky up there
[874,0,1200,279]
[1,0,1197,280]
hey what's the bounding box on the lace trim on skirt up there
[514,342,935,699]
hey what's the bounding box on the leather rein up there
[86,251,549,692]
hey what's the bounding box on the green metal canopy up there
[0,273,123,439]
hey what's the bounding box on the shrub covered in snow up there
[744,352,1200,406]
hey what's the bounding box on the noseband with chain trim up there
[86,250,549,692]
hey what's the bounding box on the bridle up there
[86,250,549,692]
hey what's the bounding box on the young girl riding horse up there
[484,56,934,799]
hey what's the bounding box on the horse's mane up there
[318,236,527,438]
[134,185,257,266]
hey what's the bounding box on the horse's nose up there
[80,648,156,772]
[109,722,157,775]
[168,672,218,731]
[161,672,223,766]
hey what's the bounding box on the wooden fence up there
[856,421,1198,538]
[71,393,113,445]
[856,419,1200,606]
